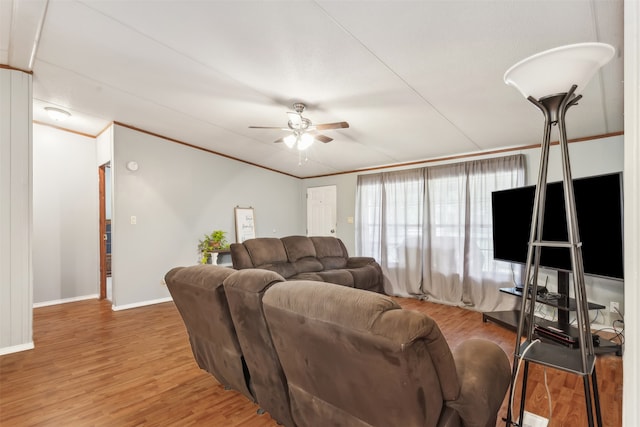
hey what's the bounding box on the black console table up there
[483,287,622,356]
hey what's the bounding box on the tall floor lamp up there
[503,42,615,427]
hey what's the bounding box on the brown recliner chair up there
[223,269,295,427]
[262,280,511,427]
[164,265,254,402]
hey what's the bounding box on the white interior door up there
[307,185,337,236]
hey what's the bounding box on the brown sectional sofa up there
[230,235,384,293]
[164,265,511,427]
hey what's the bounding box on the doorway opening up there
[99,163,112,300]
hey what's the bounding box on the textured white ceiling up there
[2,0,624,178]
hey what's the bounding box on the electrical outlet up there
[519,411,549,427]
[610,301,620,313]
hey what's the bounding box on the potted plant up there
[197,230,229,264]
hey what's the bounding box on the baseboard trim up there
[111,297,173,311]
[0,341,35,356]
[33,294,99,308]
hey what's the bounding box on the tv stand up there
[482,281,622,356]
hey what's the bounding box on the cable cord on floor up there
[509,339,554,425]
[543,365,552,420]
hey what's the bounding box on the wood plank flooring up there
[0,297,622,426]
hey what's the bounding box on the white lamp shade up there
[283,134,297,148]
[298,133,314,150]
[504,42,615,99]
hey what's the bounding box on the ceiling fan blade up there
[248,126,289,130]
[313,134,333,143]
[273,137,286,143]
[315,121,349,130]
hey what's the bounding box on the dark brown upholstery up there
[230,235,383,293]
[164,265,254,402]
[223,269,294,427]
[262,280,511,427]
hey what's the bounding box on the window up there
[356,154,525,311]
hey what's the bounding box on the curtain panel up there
[356,154,525,313]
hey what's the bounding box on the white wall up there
[302,135,625,326]
[32,124,99,304]
[0,69,33,355]
[27,123,304,310]
[96,125,112,167]
[110,124,304,309]
[623,0,640,423]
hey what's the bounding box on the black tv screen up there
[491,172,624,280]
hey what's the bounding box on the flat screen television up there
[491,172,624,281]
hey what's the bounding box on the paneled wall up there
[0,68,33,355]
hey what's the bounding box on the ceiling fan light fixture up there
[45,106,71,122]
[283,134,297,148]
[298,133,314,150]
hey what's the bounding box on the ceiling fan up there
[249,103,349,150]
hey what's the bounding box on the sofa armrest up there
[230,243,253,269]
[346,256,377,268]
[445,339,511,427]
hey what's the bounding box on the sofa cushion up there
[289,272,325,282]
[241,238,297,278]
[281,235,317,261]
[244,238,288,265]
[311,236,348,269]
[282,236,324,274]
[315,269,354,287]
[290,257,324,274]
[348,264,383,292]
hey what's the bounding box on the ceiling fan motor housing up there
[288,117,311,131]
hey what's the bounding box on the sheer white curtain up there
[356,155,525,312]
[356,169,424,296]
[421,162,467,304]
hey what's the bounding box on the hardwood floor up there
[399,298,623,427]
[0,297,622,426]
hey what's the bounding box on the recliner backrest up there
[223,269,295,427]
[164,265,254,402]
[262,280,460,427]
